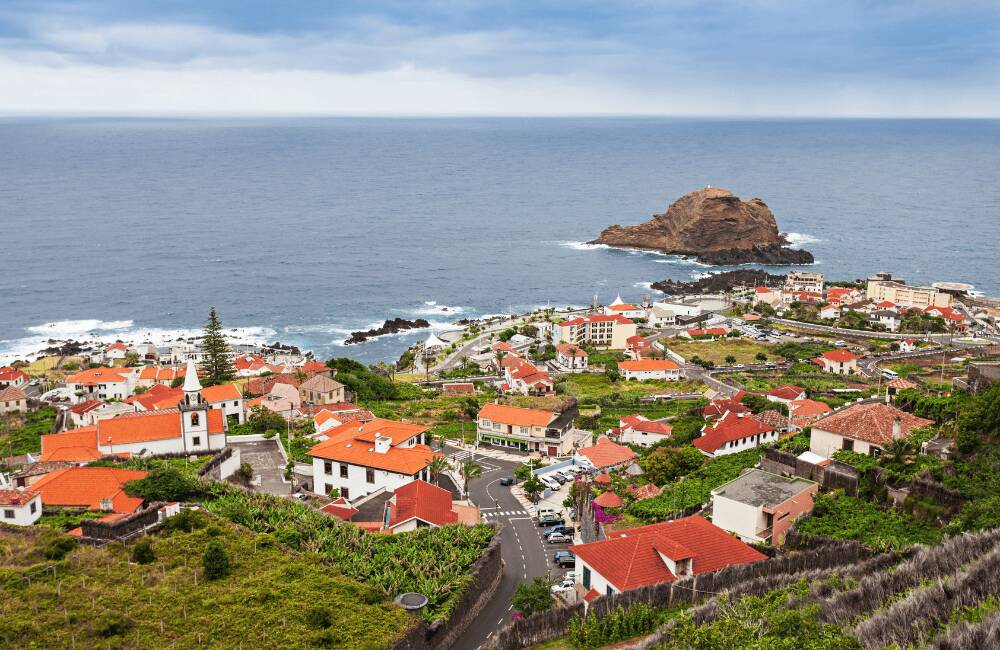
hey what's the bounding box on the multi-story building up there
[866,273,952,309]
[476,403,579,456]
[65,367,138,401]
[785,271,824,294]
[553,314,636,350]
[710,469,818,547]
[308,418,437,500]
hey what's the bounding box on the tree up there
[755,352,768,362]
[512,576,555,616]
[202,541,230,580]
[460,460,482,497]
[199,306,235,386]
[235,462,254,485]
[725,355,737,365]
[124,351,141,367]
[425,456,451,486]
[124,466,206,502]
[247,406,287,434]
[605,363,621,383]
[639,446,705,485]
[522,474,545,503]
[131,539,155,564]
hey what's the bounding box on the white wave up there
[633,282,665,293]
[558,240,611,252]
[401,301,468,316]
[784,232,821,249]
[0,321,276,365]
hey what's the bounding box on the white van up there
[881,369,899,380]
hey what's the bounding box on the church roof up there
[182,358,202,392]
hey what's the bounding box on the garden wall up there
[80,504,161,542]
[198,447,241,481]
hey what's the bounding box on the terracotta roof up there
[886,378,918,390]
[0,367,29,383]
[813,403,934,447]
[69,399,104,415]
[628,483,662,500]
[609,303,640,311]
[442,383,476,393]
[577,436,638,469]
[694,412,775,454]
[0,386,27,402]
[593,491,623,508]
[129,384,183,411]
[555,343,588,357]
[767,384,806,401]
[97,408,224,445]
[320,497,359,521]
[138,367,185,382]
[594,473,612,485]
[40,427,101,462]
[300,374,345,393]
[752,410,788,429]
[200,383,242,403]
[30,467,148,513]
[687,327,728,337]
[0,489,39,506]
[479,403,554,427]
[583,587,601,602]
[492,342,515,353]
[620,415,671,436]
[65,367,133,386]
[618,359,680,372]
[819,349,860,363]
[625,336,650,349]
[571,516,766,592]
[788,399,832,419]
[388,480,459,528]
[307,418,438,474]
[300,361,330,375]
[702,391,749,419]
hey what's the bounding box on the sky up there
[1,1,999,117]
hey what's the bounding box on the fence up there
[392,523,504,649]
[760,447,859,496]
[79,504,162,542]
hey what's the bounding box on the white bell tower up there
[179,358,210,451]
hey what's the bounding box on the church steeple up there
[181,358,204,407]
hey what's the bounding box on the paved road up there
[446,447,561,649]
[227,439,290,495]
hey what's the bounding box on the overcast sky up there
[1,1,998,116]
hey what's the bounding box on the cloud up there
[0,1,998,116]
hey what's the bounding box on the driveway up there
[226,439,290,496]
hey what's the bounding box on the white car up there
[550,579,575,594]
[540,476,561,491]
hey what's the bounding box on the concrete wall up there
[810,426,877,458]
[312,457,426,500]
[574,557,616,598]
[711,495,763,542]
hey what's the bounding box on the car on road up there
[553,550,575,567]
[499,476,515,486]
[550,579,575,594]
[543,525,575,537]
[546,532,572,544]
[538,512,566,527]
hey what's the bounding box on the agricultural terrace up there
[555,373,705,402]
[0,514,413,649]
[665,339,774,365]
[0,406,57,461]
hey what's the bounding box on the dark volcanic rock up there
[652,270,786,295]
[591,187,813,265]
[345,318,430,345]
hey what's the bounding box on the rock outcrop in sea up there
[591,187,814,265]
[344,318,430,345]
[651,270,786,295]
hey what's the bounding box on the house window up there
[520,427,529,435]
[842,439,854,451]
[2,509,12,519]
[30,501,36,514]
[493,423,501,430]
[870,447,881,459]
[340,464,349,478]
[583,566,591,588]
[324,461,333,475]
[192,436,201,446]
[366,468,375,484]
[341,487,349,499]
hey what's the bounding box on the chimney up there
[892,416,902,439]
[99,498,114,512]
[374,435,392,454]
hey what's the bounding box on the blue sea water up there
[1,117,998,365]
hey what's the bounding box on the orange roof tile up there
[478,403,554,427]
[819,349,859,363]
[593,491,623,508]
[307,418,438,474]
[96,408,224,445]
[767,384,806,401]
[693,412,775,454]
[65,367,133,386]
[30,467,148,513]
[571,516,765,591]
[577,436,637,469]
[813,403,934,447]
[0,489,39,506]
[388,480,459,528]
[40,427,101,462]
[201,383,242,403]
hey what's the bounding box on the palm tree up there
[460,460,483,498]
[495,350,507,375]
[425,457,451,486]
[882,438,915,465]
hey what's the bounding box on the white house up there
[898,339,917,353]
[646,304,677,328]
[200,383,246,425]
[693,411,779,457]
[0,386,29,415]
[813,350,860,375]
[809,402,935,459]
[766,384,806,405]
[555,343,588,370]
[710,469,818,547]
[0,489,41,526]
[0,367,29,389]
[604,295,645,320]
[308,419,437,500]
[617,359,682,381]
[869,310,901,332]
[65,367,138,401]
[615,414,672,448]
[83,401,136,426]
[653,300,703,318]
[819,305,841,320]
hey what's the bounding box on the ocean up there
[1,117,998,365]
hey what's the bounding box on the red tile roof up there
[442,382,476,393]
[96,408,224,445]
[555,343,588,357]
[788,399,832,419]
[572,516,766,591]
[819,349,860,363]
[767,384,806,401]
[320,497,359,521]
[0,489,39,506]
[687,327,728,337]
[31,467,148,513]
[594,473,612,485]
[593,491,623,508]
[388,480,459,528]
[608,303,640,312]
[307,419,438,474]
[65,367,133,386]
[752,410,788,429]
[479,403,554,427]
[40,427,102,462]
[577,436,638,469]
[128,384,183,410]
[702,391,749,419]
[0,367,29,383]
[886,378,918,390]
[0,386,27,402]
[628,483,662,500]
[813,403,934,447]
[200,383,242,403]
[69,399,104,415]
[693,412,775,454]
[620,414,671,436]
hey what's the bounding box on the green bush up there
[125,466,206,502]
[306,606,333,629]
[203,540,230,580]
[568,604,671,649]
[95,613,130,638]
[130,539,155,564]
[43,536,77,560]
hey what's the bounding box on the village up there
[2,271,1000,649]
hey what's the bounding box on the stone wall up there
[198,446,240,481]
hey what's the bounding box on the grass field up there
[556,373,705,402]
[0,516,413,649]
[0,406,56,459]
[666,339,774,365]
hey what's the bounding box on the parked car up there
[499,476,515,486]
[563,571,576,582]
[540,476,561,491]
[547,532,572,544]
[538,512,566,527]
[550,579,575,594]
[556,470,576,482]
[543,525,575,537]
[554,551,575,567]
[548,473,567,484]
